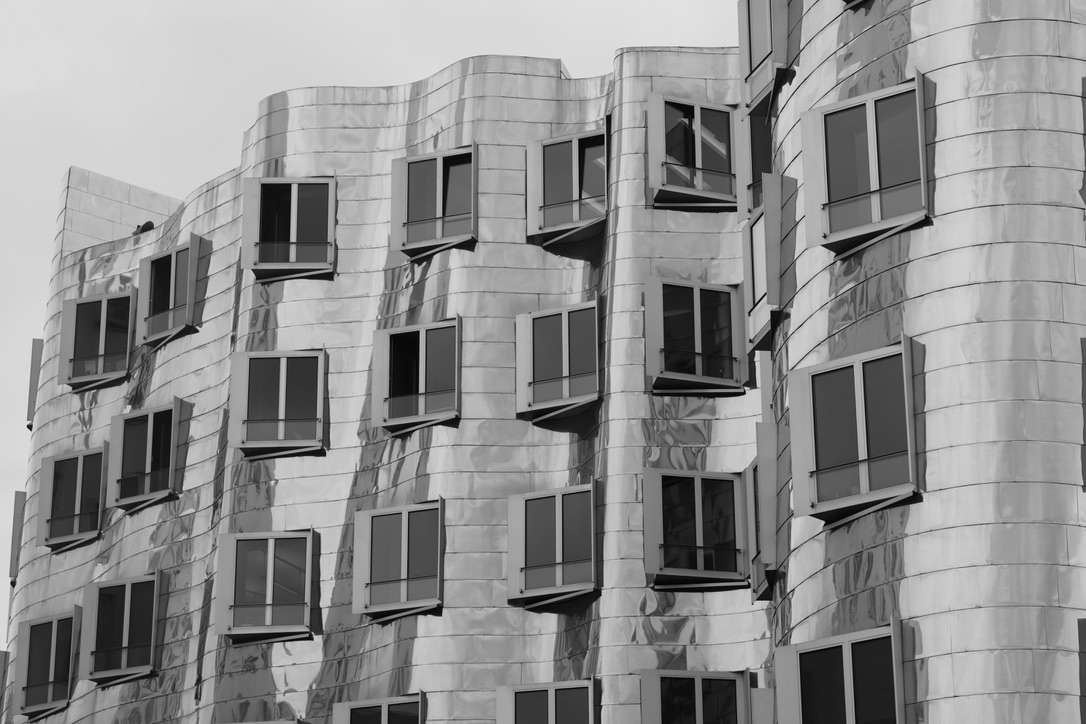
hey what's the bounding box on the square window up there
[647,94,737,209]
[515,302,599,420]
[496,681,595,724]
[354,500,444,621]
[640,670,750,724]
[372,318,461,434]
[739,0,788,104]
[228,351,327,459]
[645,278,747,395]
[241,177,336,281]
[215,531,314,644]
[801,77,928,255]
[332,693,426,724]
[790,341,918,525]
[527,131,607,246]
[80,575,158,684]
[38,448,107,551]
[135,237,203,347]
[507,484,596,607]
[643,469,750,589]
[15,609,80,720]
[58,291,135,389]
[391,146,478,259]
[109,398,187,512]
[775,626,903,724]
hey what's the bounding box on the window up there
[790,340,918,525]
[739,0,787,104]
[391,146,478,258]
[775,627,903,724]
[332,693,426,724]
[741,173,782,353]
[109,398,185,511]
[645,278,747,394]
[228,350,326,458]
[136,240,201,346]
[354,500,444,621]
[27,337,43,430]
[801,77,927,254]
[80,576,158,684]
[38,448,107,551]
[15,610,80,719]
[527,131,607,245]
[496,681,594,724]
[515,302,599,420]
[643,469,749,589]
[737,96,775,215]
[647,94,736,208]
[241,177,336,280]
[58,291,134,389]
[507,484,595,607]
[215,531,314,643]
[640,671,750,724]
[371,318,460,434]
[747,354,778,602]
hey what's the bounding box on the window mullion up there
[265,538,276,626]
[418,330,428,414]
[692,287,703,377]
[73,456,84,534]
[121,583,133,668]
[436,157,445,238]
[866,101,881,223]
[571,139,581,223]
[562,311,571,399]
[400,511,411,602]
[854,360,870,494]
[47,619,58,696]
[289,184,299,261]
[97,301,107,375]
[278,358,289,441]
[694,675,704,724]
[693,106,703,190]
[843,643,857,724]
[554,493,564,586]
[168,253,178,322]
[549,688,557,724]
[694,477,705,571]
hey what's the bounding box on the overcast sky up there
[0,0,739,640]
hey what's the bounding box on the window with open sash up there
[790,340,918,526]
[109,398,184,511]
[391,147,478,258]
[507,484,595,607]
[242,177,336,280]
[739,0,787,105]
[229,350,326,458]
[497,681,594,724]
[354,500,444,621]
[38,448,106,551]
[372,319,460,434]
[801,77,927,255]
[136,241,200,346]
[16,610,80,719]
[641,671,751,724]
[59,292,134,389]
[647,94,736,208]
[643,470,749,589]
[515,302,599,420]
[646,278,747,394]
[81,576,157,684]
[332,693,426,724]
[215,531,314,643]
[527,131,607,246]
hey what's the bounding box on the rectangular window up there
[739,0,787,105]
[640,671,750,724]
[497,682,594,724]
[229,351,326,458]
[136,241,200,346]
[647,94,737,208]
[354,500,444,620]
[241,177,336,280]
[527,131,607,244]
[508,484,595,606]
[16,610,80,718]
[109,399,184,511]
[515,302,599,419]
[38,449,106,550]
[81,576,157,683]
[59,292,133,388]
[332,694,426,724]
[391,147,478,258]
[747,354,778,601]
[741,171,783,353]
[372,319,461,434]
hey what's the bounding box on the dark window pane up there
[852,636,897,724]
[703,677,738,724]
[544,140,574,228]
[72,300,102,376]
[700,288,733,379]
[701,108,733,195]
[751,214,767,303]
[259,184,292,262]
[748,0,772,68]
[80,453,102,533]
[103,297,130,372]
[350,705,382,724]
[95,585,126,671]
[285,356,319,440]
[662,284,696,375]
[173,248,189,308]
[825,105,872,232]
[388,701,420,724]
[370,513,402,605]
[555,686,589,724]
[296,183,329,240]
[247,357,281,442]
[26,622,53,706]
[122,416,149,478]
[127,580,155,668]
[664,102,696,188]
[660,676,697,724]
[52,617,72,703]
[407,158,438,243]
[271,537,307,626]
[579,135,607,220]
[389,330,421,419]
[800,646,847,724]
[812,367,861,501]
[234,538,268,627]
[567,308,597,398]
[515,689,549,724]
[701,478,737,573]
[149,409,173,493]
[562,491,593,584]
[425,325,457,413]
[407,507,439,601]
[524,496,557,590]
[532,313,564,403]
[863,355,910,491]
[875,90,922,220]
[50,458,78,539]
[443,154,473,237]
[749,106,773,209]
[661,476,697,570]
[149,255,173,317]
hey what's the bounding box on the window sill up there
[141,322,194,350]
[361,598,442,623]
[510,581,596,609]
[237,440,325,461]
[530,217,606,248]
[650,569,749,591]
[43,531,99,553]
[382,410,459,436]
[66,370,127,391]
[116,488,175,513]
[22,700,69,721]
[808,483,918,527]
[89,665,154,686]
[249,259,334,283]
[651,184,736,211]
[224,624,312,645]
[400,232,475,260]
[518,391,599,422]
[819,209,927,257]
[651,372,747,397]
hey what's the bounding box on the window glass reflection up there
[524,496,557,590]
[812,366,860,501]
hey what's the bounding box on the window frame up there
[746,354,778,602]
[775,624,904,724]
[135,240,201,347]
[790,339,918,526]
[645,277,748,395]
[58,290,135,390]
[15,608,81,720]
[391,144,479,259]
[642,469,750,590]
[526,130,608,246]
[646,94,738,209]
[332,693,427,724]
[640,670,751,724]
[241,176,337,281]
[738,0,788,105]
[742,173,783,353]
[371,317,462,435]
[353,499,445,621]
[214,530,315,644]
[515,300,600,420]
[79,574,160,685]
[496,680,596,724]
[507,483,597,608]
[38,447,108,552]
[109,397,186,513]
[801,75,928,256]
[228,349,327,459]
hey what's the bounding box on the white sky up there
[0,0,739,641]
